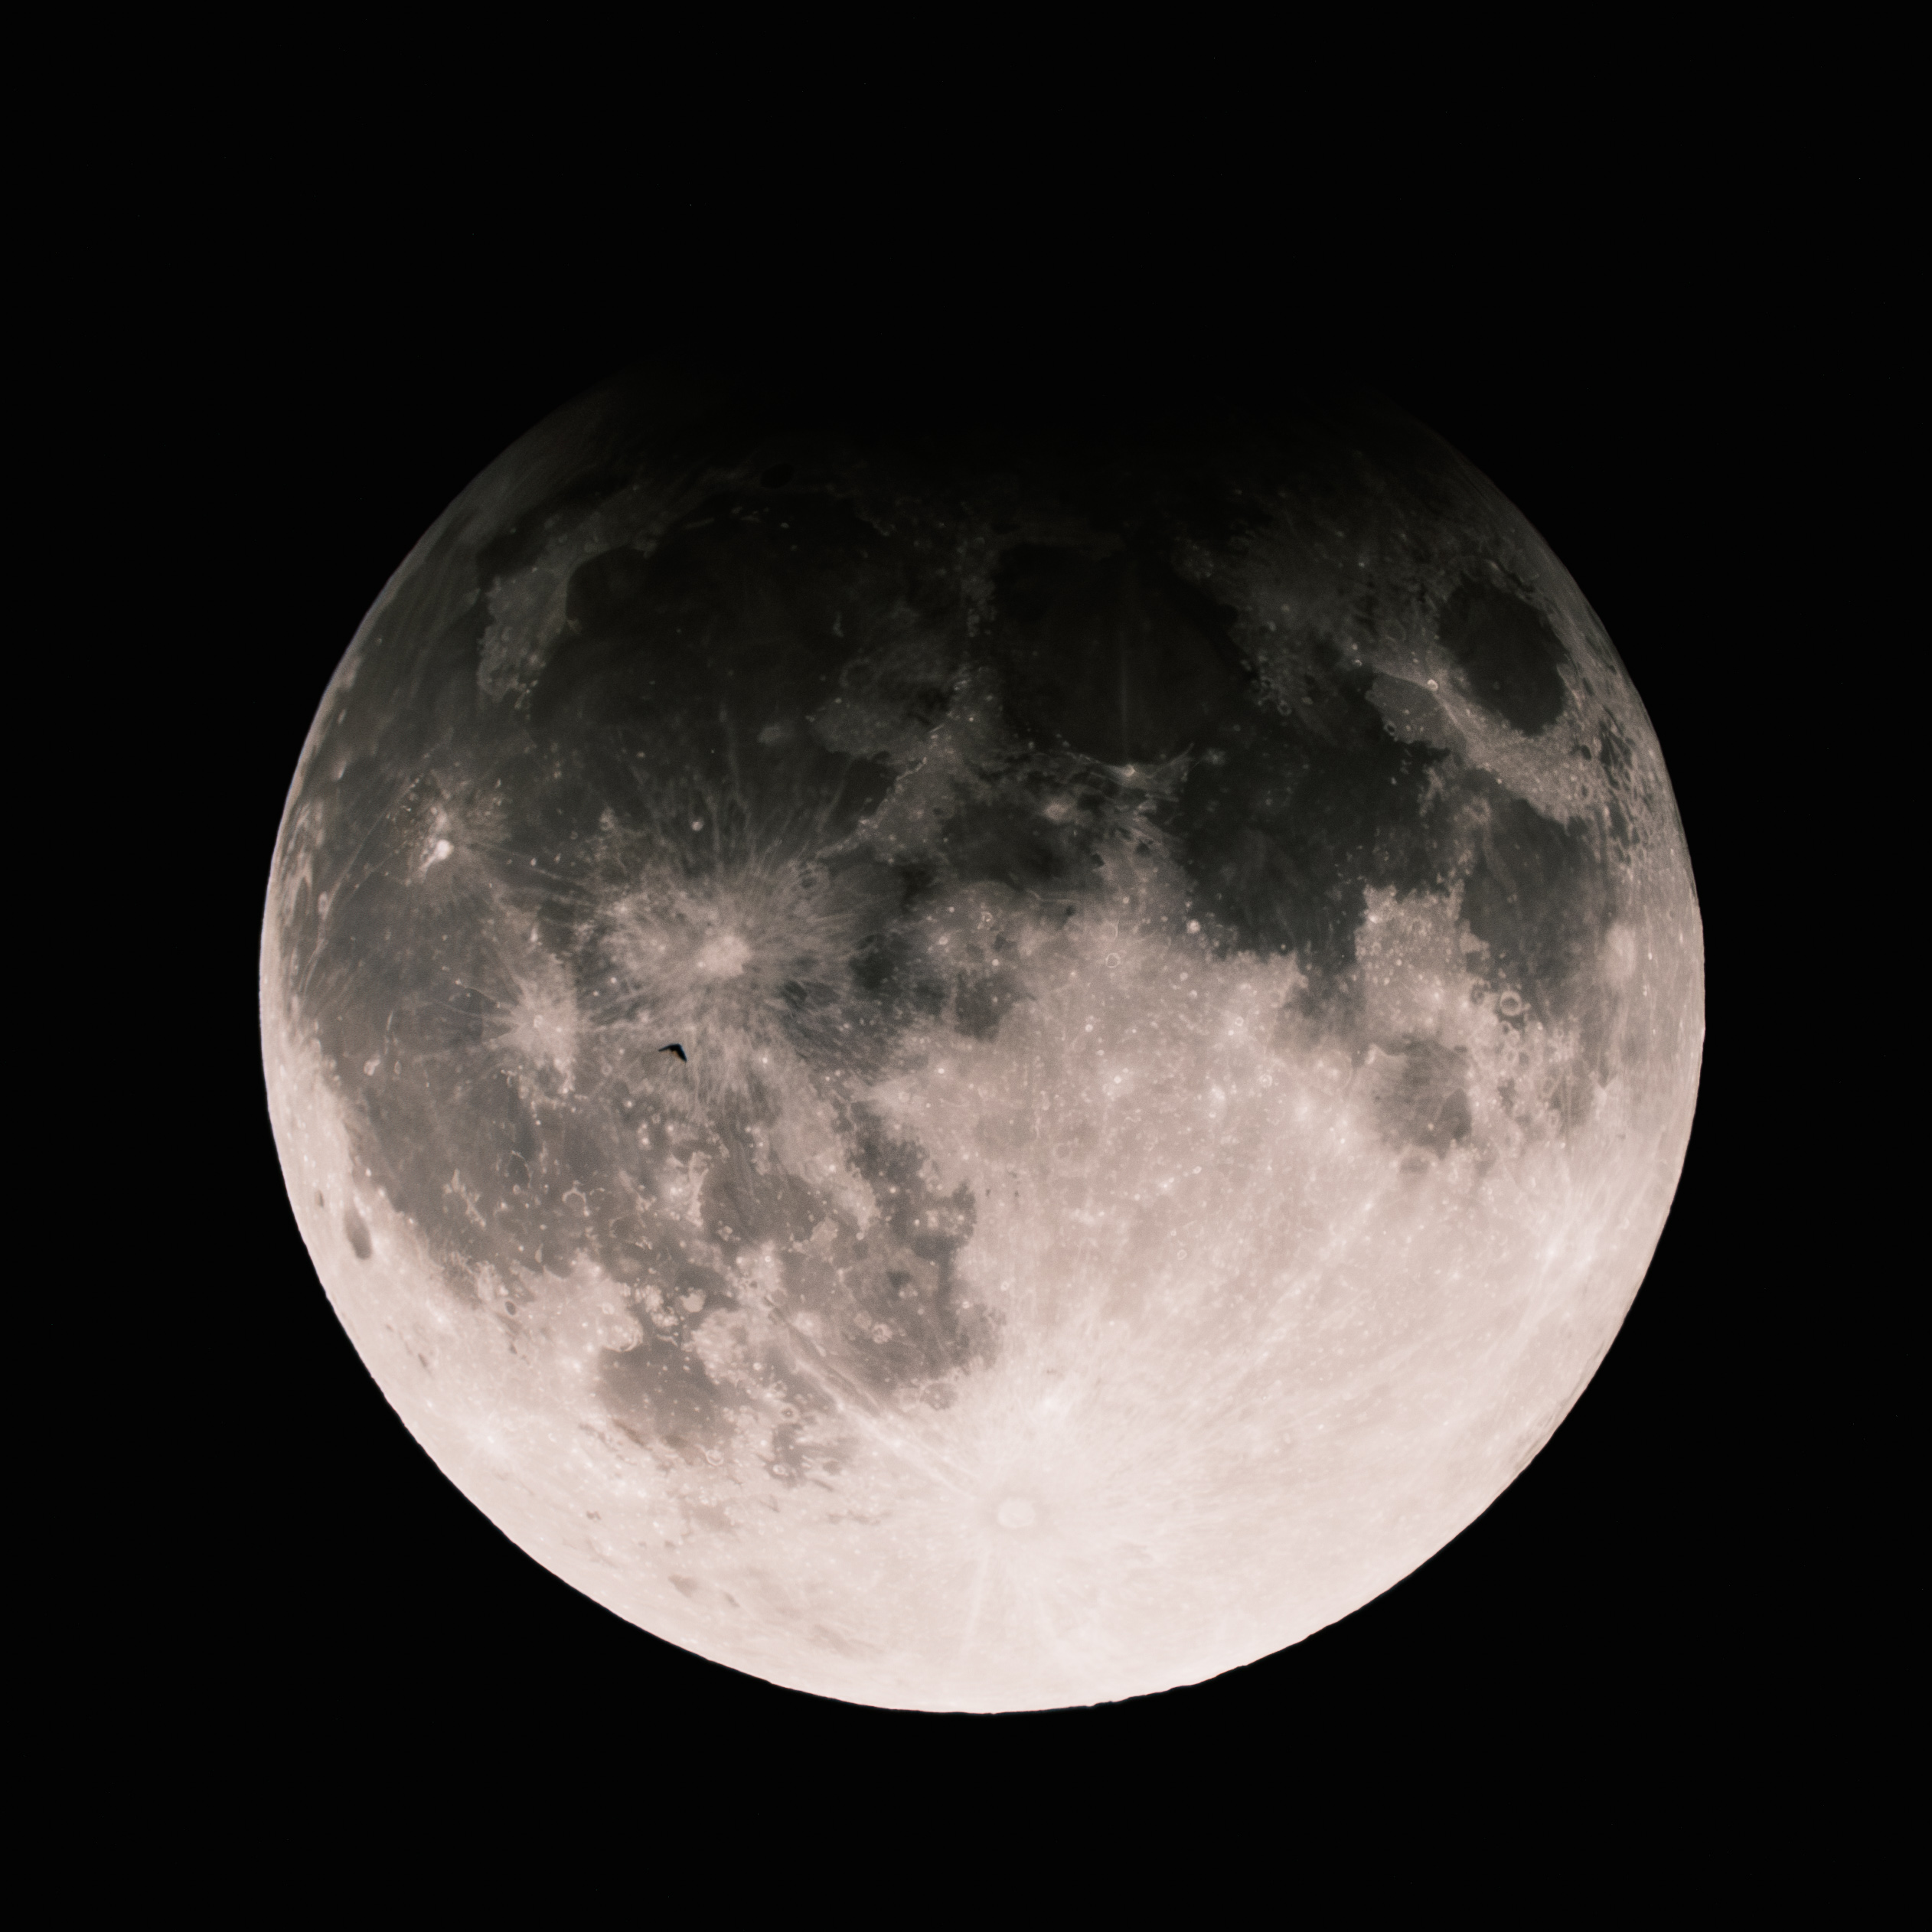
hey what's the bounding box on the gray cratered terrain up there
[262,370,1702,1710]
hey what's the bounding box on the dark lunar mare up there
[273,373,1640,1465]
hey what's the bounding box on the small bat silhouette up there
[658,1043,688,1063]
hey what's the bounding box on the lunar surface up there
[262,372,1702,1711]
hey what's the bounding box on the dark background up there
[165,174,1830,1813]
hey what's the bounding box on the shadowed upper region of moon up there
[992,541,1252,763]
[262,367,1702,1711]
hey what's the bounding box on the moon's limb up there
[262,379,1702,1711]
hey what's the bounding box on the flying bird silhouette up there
[658,1043,687,1063]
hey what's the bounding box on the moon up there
[261,370,1702,1712]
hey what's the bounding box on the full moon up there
[262,370,1702,1711]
